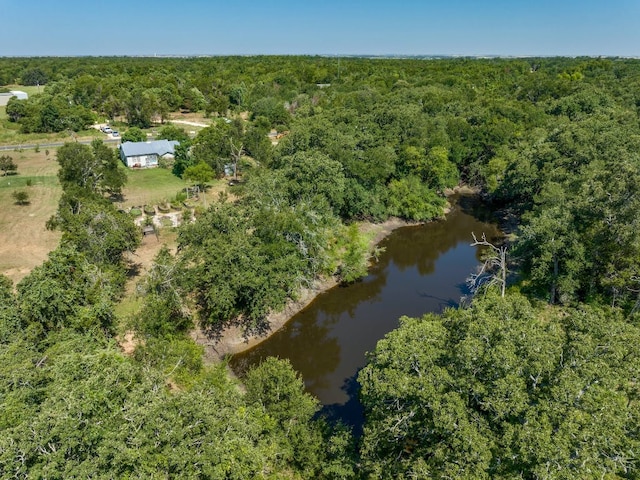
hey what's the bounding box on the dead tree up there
[467,232,508,298]
[627,276,640,317]
[229,138,243,180]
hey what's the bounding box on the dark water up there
[230,196,500,432]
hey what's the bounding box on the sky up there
[1,0,639,57]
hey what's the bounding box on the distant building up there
[119,140,180,168]
[0,90,28,106]
[10,90,28,100]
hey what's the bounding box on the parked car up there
[111,130,119,137]
[102,126,112,134]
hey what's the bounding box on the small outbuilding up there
[119,140,180,168]
[0,90,28,106]
[10,90,28,100]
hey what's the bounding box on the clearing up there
[0,149,61,284]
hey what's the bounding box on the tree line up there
[2,55,640,477]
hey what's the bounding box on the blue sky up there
[1,0,638,57]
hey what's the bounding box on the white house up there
[10,90,28,100]
[119,140,180,168]
[0,90,28,106]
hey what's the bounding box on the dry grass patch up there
[0,149,61,284]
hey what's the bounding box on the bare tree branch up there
[467,232,508,298]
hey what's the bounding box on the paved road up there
[0,137,121,151]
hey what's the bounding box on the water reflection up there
[230,196,500,425]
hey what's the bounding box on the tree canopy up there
[3,54,640,478]
[359,293,640,478]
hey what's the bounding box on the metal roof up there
[120,140,179,158]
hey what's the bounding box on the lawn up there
[120,167,190,207]
[120,165,228,208]
[4,85,44,97]
[0,120,103,146]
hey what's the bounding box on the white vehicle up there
[101,126,112,134]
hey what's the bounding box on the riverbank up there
[192,216,419,362]
[194,187,486,362]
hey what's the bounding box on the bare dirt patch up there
[168,112,213,125]
[117,331,140,356]
[122,231,178,297]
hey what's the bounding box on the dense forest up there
[1,56,640,478]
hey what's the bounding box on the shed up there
[10,90,28,100]
[0,90,28,106]
[119,140,180,168]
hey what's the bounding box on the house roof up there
[9,90,28,98]
[120,140,179,158]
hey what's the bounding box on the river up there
[230,195,501,433]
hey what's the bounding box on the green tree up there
[171,142,194,178]
[134,246,191,337]
[244,357,356,478]
[517,182,586,304]
[359,293,640,478]
[47,188,140,268]
[0,155,17,176]
[278,151,347,215]
[250,96,291,127]
[121,126,146,143]
[183,161,215,190]
[21,67,47,85]
[176,199,333,329]
[0,274,20,343]
[386,175,445,221]
[5,96,27,122]
[191,123,233,175]
[56,140,126,197]
[16,246,117,333]
[180,85,206,112]
[124,87,155,128]
[157,124,190,143]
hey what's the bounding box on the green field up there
[120,166,190,207]
[120,165,227,208]
[5,85,43,96]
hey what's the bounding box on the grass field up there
[0,149,61,284]
[120,165,228,208]
[120,167,189,207]
[0,121,103,146]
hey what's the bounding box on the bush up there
[143,205,156,215]
[174,191,187,203]
[12,190,30,205]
